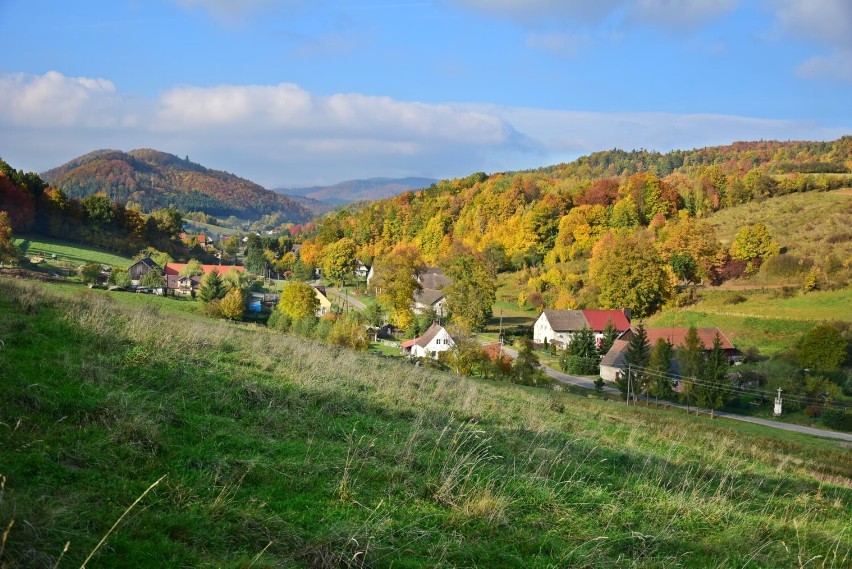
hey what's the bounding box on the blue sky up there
[0,0,850,188]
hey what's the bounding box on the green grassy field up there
[647,288,852,354]
[1,277,850,568]
[14,235,134,268]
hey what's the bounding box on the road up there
[500,346,852,443]
[326,287,368,311]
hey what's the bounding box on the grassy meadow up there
[1,278,850,568]
[13,235,134,271]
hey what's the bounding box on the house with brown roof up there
[164,263,245,276]
[128,257,160,285]
[599,327,739,381]
[413,288,448,317]
[533,309,632,349]
[401,323,455,359]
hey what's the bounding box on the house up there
[533,309,631,349]
[165,274,202,297]
[413,288,448,317]
[128,257,160,285]
[418,267,451,290]
[313,285,333,317]
[355,260,370,279]
[599,327,740,382]
[401,323,455,359]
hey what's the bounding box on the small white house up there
[413,289,448,317]
[401,323,455,359]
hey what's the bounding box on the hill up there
[1,278,850,567]
[42,149,312,223]
[277,177,438,206]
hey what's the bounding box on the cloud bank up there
[0,71,847,187]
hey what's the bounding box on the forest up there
[297,137,852,320]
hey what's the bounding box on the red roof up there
[164,263,246,276]
[581,310,631,332]
[645,327,736,350]
[401,338,417,348]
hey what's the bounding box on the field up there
[647,288,852,354]
[13,235,134,269]
[707,189,852,273]
[1,277,850,568]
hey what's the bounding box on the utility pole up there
[626,365,631,406]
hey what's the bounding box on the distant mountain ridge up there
[42,149,312,223]
[276,177,438,206]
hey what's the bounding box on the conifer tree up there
[648,338,674,403]
[618,323,650,401]
[559,326,598,375]
[198,269,224,303]
[696,333,729,418]
[677,326,704,412]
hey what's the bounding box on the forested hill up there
[299,137,852,318]
[42,149,312,222]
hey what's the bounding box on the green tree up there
[677,326,704,412]
[599,320,620,357]
[108,267,132,288]
[696,333,729,418]
[220,288,246,320]
[443,247,496,332]
[797,324,847,372]
[278,281,320,320]
[139,267,165,288]
[371,245,424,331]
[198,269,225,303]
[648,338,674,402]
[559,326,598,375]
[618,323,650,401]
[322,237,357,287]
[328,314,370,350]
[441,335,486,376]
[589,230,673,317]
[513,338,542,386]
[180,259,204,277]
[244,246,267,276]
[79,262,102,286]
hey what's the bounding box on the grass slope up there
[707,189,852,265]
[1,279,850,568]
[647,288,852,354]
[13,235,133,268]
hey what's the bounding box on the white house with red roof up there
[533,309,632,349]
[401,323,455,359]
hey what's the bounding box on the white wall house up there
[402,323,455,359]
[533,309,632,349]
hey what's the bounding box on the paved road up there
[500,346,852,443]
[326,287,368,311]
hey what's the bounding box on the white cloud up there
[795,50,852,82]
[631,0,739,28]
[770,0,852,47]
[0,71,847,187]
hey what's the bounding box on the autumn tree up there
[322,237,357,287]
[442,247,496,332]
[730,224,780,264]
[370,244,424,330]
[0,211,20,264]
[658,216,722,283]
[278,281,320,320]
[589,230,673,317]
[220,288,246,320]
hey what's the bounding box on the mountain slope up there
[42,149,312,222]
[278,176,438,205]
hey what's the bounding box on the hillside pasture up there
[14,235,133,268]
[1,277,850,568]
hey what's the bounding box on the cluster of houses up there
[532,307,739,381]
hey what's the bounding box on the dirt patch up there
[0,267,65,282]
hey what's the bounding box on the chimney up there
[621,308,633,322]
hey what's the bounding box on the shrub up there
[267,310,292,332]
[803,404,822,418]
[723,294,747,305]
[821,408,852,431]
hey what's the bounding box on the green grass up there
[14,235,134,268]
[648,288,852,354]
[707,189,852,266]
[1,278,850,568]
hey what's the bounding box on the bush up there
[723,294,747,305]
[760,253,812,279]
[267,310,292,332]
[199,299,223,319]
[821,408,852,431]
[803,404,822,418]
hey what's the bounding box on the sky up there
[0,0,850,189]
